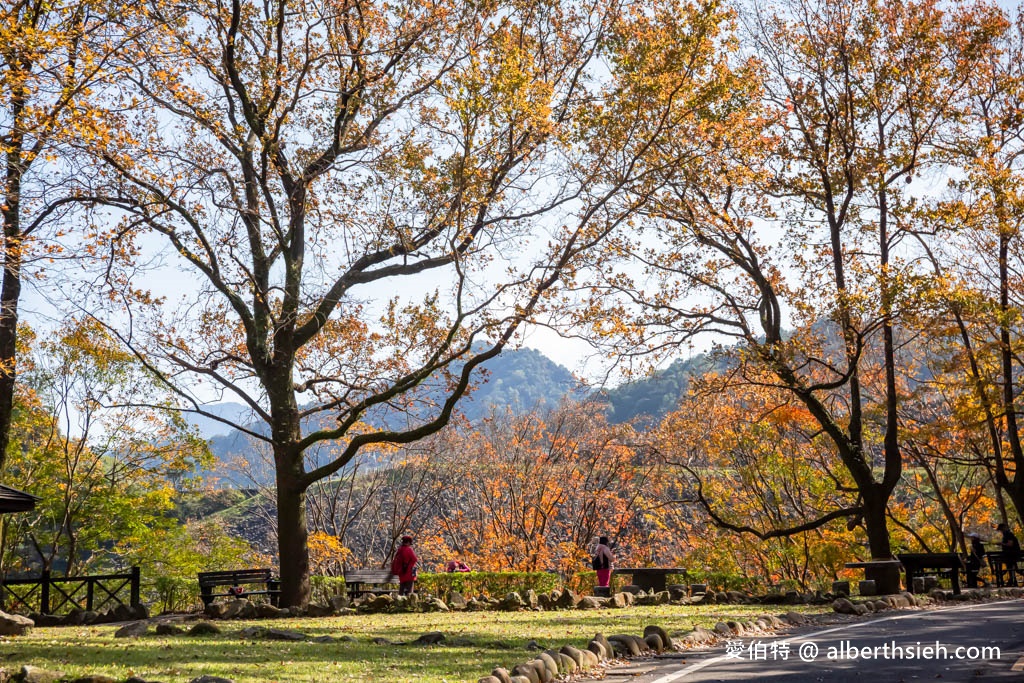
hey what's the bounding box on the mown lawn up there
[1,604,830,682]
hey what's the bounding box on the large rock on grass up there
[448,591,468,610]
[305,603,333,617]
[0,611,33,636]
[189,622,222,636]
[554,589,581,609]
[255,603,288,619]
[16,666,63,683]
[264,628,307,641]
[114,621,150,638]
[500,592,525,611]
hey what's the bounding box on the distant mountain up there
[601,353,721,425]
[455,347,583,421]
[186,402,259,440]
[186,348,582,437]
[186,347,718,483]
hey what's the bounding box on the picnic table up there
[895,552,965,595]
[984,551,1021,587]
[612,567,687,593]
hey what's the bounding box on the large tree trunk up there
[275,448,310,608]
[862,486,893,559]
[0,160,24,473]
[0,227,21,473]
[997,228,1024,520]
[862,485,900,593]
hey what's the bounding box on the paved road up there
[602,599,1024,682]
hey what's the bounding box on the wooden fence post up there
[40,569,50,614]
[130,566,141,607]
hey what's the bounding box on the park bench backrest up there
[198,569,276,587]
[344,569,398,584]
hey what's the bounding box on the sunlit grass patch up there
[2,604,830,682]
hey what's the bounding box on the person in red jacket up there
[391,535,418,595]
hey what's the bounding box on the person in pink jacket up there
[391,535,419,595]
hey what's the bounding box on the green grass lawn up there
[0,604,831,683]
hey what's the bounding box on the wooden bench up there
[896,553,965,595]
[197,568,280,607]
[343,569,399,598]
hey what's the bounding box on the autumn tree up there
[653,373,862,588]
[579,0,1004,584]
[0,320,210,576]
[0,0,126,470]
[77,0,684,605]
[922,8,1024,526]
[444,402,654,573]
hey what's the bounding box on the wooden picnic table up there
[895,552,965,595]
[984,551,1021,588]
[612,567,687,593]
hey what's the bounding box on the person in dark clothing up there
[965,533,987,588]
[592,536,613,589]
[996,523,1020,587]
[998,523,1020,558]
[391,535,418,595]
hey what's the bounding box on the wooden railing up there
[0,567,141,615]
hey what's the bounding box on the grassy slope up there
[4,604,830,682]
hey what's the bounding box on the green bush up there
[310,575,347,603]
[685,569,754,592]
[565,570,637,594]
[567,570,695,594]
[149,576,200,613]
[414,571,560,598]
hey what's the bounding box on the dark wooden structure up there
[1,567,141,615]
[612,567,688,593]
[197,568,280,607]
[984,552,1021,588]
[0,484,39,513]
[843,559,903,595]
[896,552,965,595]
[343,569,399,598]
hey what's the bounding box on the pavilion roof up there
[0,484,39,513]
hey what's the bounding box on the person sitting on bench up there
[996,523,1020,587]
[965,533,987,588]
